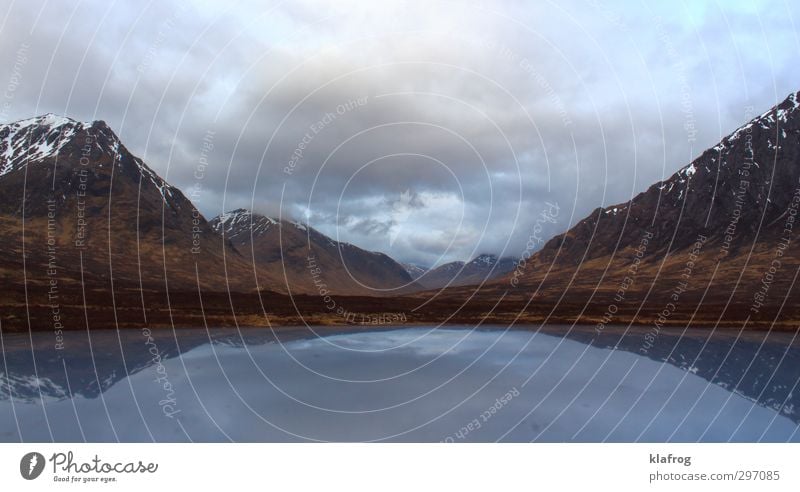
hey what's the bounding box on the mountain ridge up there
[454,90,800,327]
[208,208,418,295]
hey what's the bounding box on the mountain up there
[209,208,417,295]
[536,92,800,264]
[415,254,518,289]
[0,113,260,290]
[477,91,800,325]
[0,114,278,331]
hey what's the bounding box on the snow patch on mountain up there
[0,113,180,205]
[470,254,497,266]
[0,113,89,176]
[401,262,428,280]
[210,208,278,239]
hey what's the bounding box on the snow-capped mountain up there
[480,90,800,325]
[415,253,518,289]
[0,113,261,298]
[0,114,179,204]
[209,209,417,295]
[211,208,279,239]
[0,113,86,176]
[210,208,313,242]
[530,90,800,267]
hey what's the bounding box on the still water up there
[1,325,798,442]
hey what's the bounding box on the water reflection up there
[1,326,798,442]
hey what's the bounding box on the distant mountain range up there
[402,254,518,289]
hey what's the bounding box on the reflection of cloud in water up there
[288,329,489,356]
[0,327,798,442]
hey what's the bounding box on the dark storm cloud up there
[1,0,798,266]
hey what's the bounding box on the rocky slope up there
[537,92,800,264]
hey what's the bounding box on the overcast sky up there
[1,0,798,267]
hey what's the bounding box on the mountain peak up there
[0,113,119,178]
[10,112,85,129]
[470,253,498,265]
[0,114,188,214]
[210,209,278,238]
[706,90,800,157]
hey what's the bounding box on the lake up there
[1,325,799,442]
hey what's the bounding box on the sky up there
[0,0,798,267]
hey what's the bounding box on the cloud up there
[1,0,798,266]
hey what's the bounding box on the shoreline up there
[2,286,797,333]
[2,314,796,333]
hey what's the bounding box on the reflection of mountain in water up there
[561,328,800,423]
[0,329,278,402]
[2,327,799,424]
